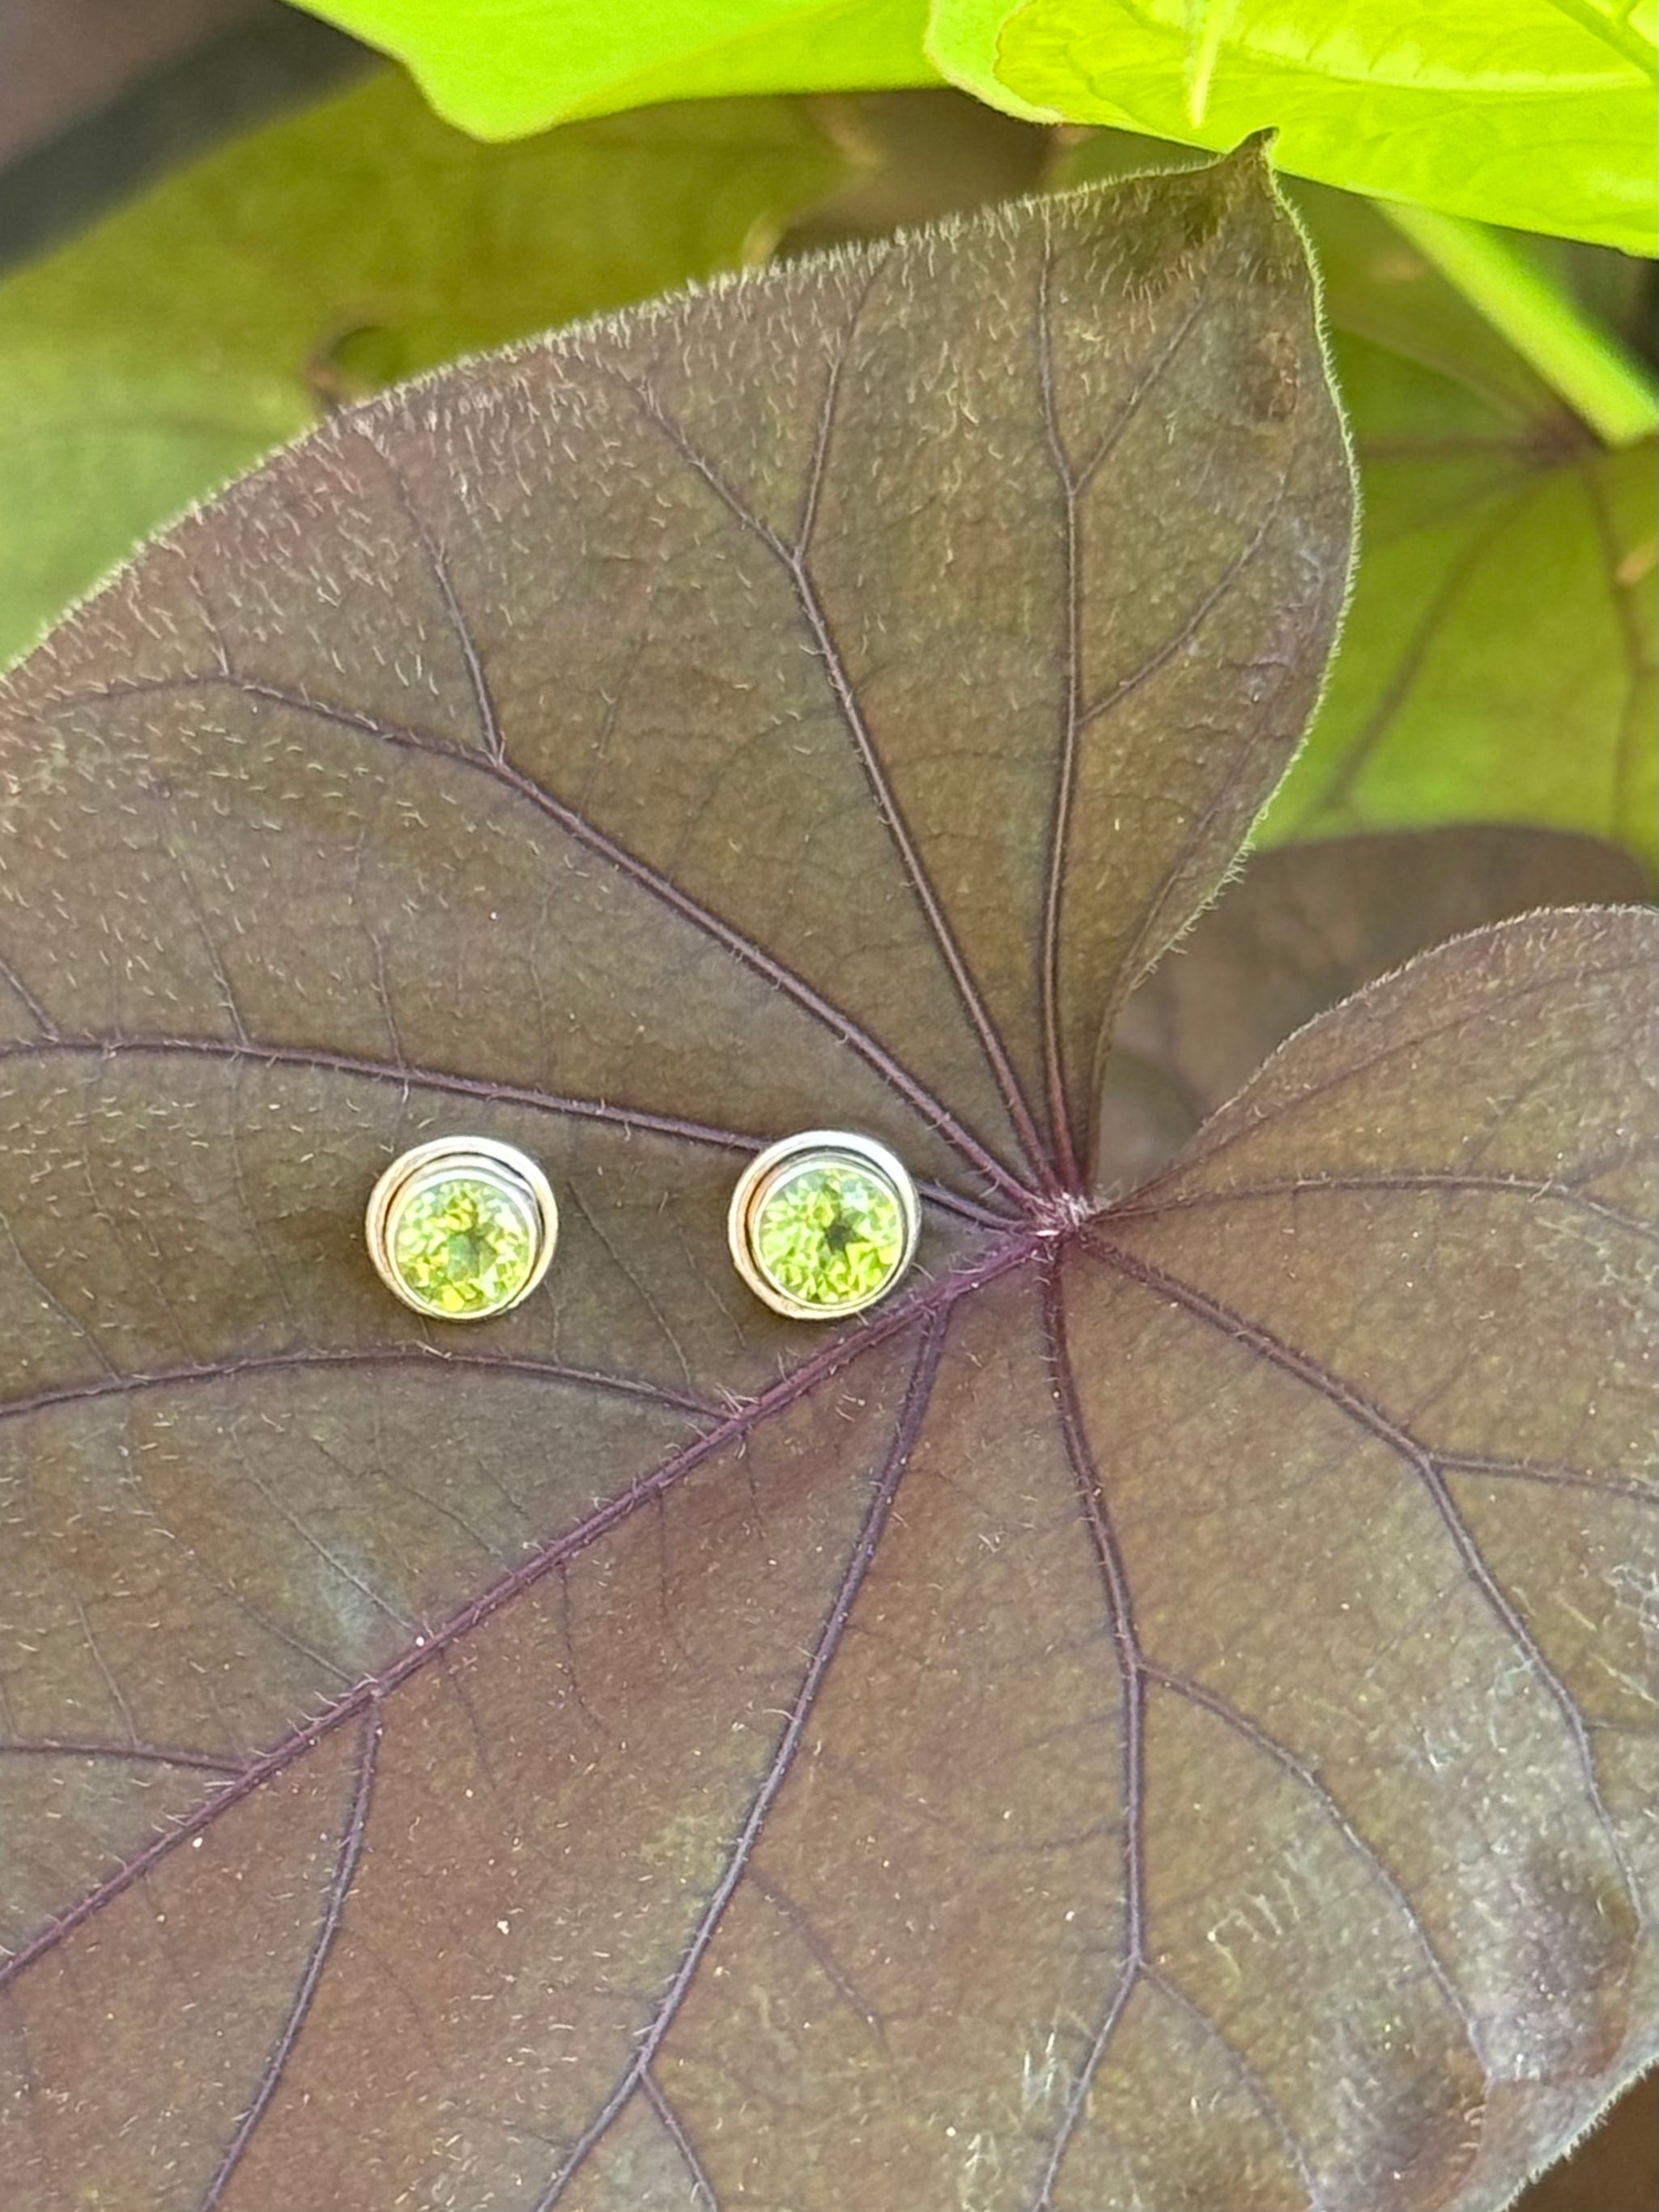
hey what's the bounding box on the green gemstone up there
[751,1158,907,1313]
[389,1172,537,1317]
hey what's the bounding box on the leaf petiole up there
[1377,201,1659,448]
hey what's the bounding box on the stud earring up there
[728,1130,920,1321]
[366,1137,558,1320]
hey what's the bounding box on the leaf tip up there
[1223,126,1282,182]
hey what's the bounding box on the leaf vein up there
[0,1236,1040,1989]
[0,1739,247,1776]
[532,1312,951,2207]
[1143,1663,1482,2057]
[36,670,1028,1206]
[198,1704,381,2209]
[0,1030,1010,1228]
[612,372,1058,1192]
[1032,1253,1146,2209]
[1144,1963,1324,2209]
[0,1344,718,1430]
[640,2066,721,2212]
[1108,1167,1657,1240]
[1087,1235,1642,1920]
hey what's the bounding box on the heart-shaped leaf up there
[0,151,1653,2211]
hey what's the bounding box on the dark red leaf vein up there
[1108,1168,1656,1240]
[1033,1252,1146,2210]
[1144,1963,1322,2210]
[614,372,1059,1194]
[1086,1234,1641,1919]
[792,249,890,559]
[0,951,57,1038]
[0,1345,717,1428]
[198,1702,381,2210]
[1438,1450,1658,1504]
[785,552,1059,1193]
[1076,482,1291,737]
[1134,945,1655,1192]
[747,1863,887,2051]
[38,667,1029,1208]
[1142,1662,1482,2060]
[0,1234,1040,1989]
[641,2065,721,2212]
[1034,241,1086,1192]
[1033,223,1220,1190]
[0,1034,1016,1233]
[533,1311,952,2208]
[353,428,508,767]
[0,1739,248,1776]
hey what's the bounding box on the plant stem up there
[1380,201,1658,448]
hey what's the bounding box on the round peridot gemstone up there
[751,1158,906,1314]
[388,1172,537,1317]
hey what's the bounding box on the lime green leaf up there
[284,0,939,138]
[928,0,1657,249]
[0,70,849,671]
[1269,427,1657,868]
[1374,205,1656,447]
[1267,189,1658,867]
[1057,135,1659,868]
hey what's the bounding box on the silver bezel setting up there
[727,1129,921,1322]
[365,1136,558,1321]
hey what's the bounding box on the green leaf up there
[0,69,849,672]
[926,0,1658,249]
[1270,425,1657,866]
[284,0,940,138]
[2,151,1654,2210]
[1372,206,1657,449]
[1270,189,1658,867]
[1061,135,1659,870]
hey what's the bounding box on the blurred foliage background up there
[0,3,1653,2196]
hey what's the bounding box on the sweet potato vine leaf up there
[283,0,941,140]
[0,151,1653,2212]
